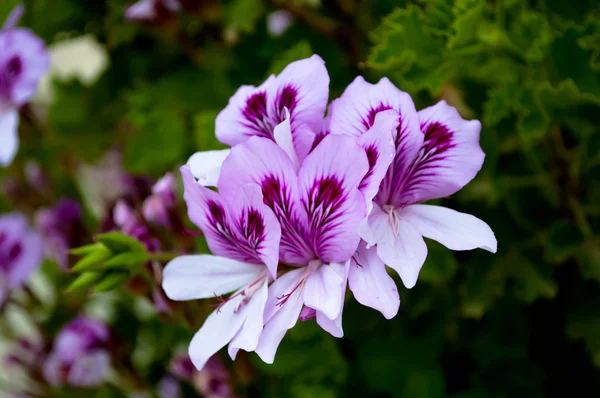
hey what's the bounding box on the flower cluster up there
[164,55,497,369]
[0,4,50,166]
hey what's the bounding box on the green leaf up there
[67,272,103,292]
[94,272,131,293]
[96,231,147,254]
[72,246,113,272]
[103,252,149,269]
[224,0,265,34]
[566,297,600,367]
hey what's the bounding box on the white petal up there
[358,203,389,247]
[402,204,497,253]
[228,279,269,354]
[273,109,300,169]
[254,288,303,364]
[162,255,264,301]
[316,308,344,338]
[0,108,19,166]
[187,149,230,187]
[303,262,345,320]
[348,241,399,319]
[188,294,247,370]
[376,213,428,289]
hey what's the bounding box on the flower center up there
[0,231,23,271]
[383,205,401,237]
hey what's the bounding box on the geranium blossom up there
[163,55,496,370]
[162,167,281,370]
[0,4,50,166]
[330,76,497,318]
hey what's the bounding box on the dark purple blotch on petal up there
[358,144,380,192]
[362,103,393,131]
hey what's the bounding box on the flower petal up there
[373,210,428,289]
[303,262,346,320]
[187,149,230,187]
[348,241,399,319]
[267,54,329,137]
[215,77,277,145]
[67,350,110,387]
[181,165,280,268]
[228,279,269,356]
[355,109,399,206]
[0,29,50,106]
[0,108,19,166]
[162,255,265,300]
[316,308,343,338]
[273,109,300,169]
[216,55,328,151]
[218,137,313,265]
[254,269,305,364]
[298,134,368,262]
[188,294,248,370]
[389,101,484,206]
[402,204,497,253]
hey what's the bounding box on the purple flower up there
[0,4,50,166]
[187,56,329,186]
[191,355,235,398]
[0,212,43,305]
[125,0,181,22]
[158,375,182,398]
[163,168,281,369]
[142,172,176,228]
[43,317,110,387]
[164,56,401,367]
[330,77,497,318]
[35,198,83,269]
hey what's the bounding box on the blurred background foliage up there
[1,0,600,397]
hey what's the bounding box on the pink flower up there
[329,76,497,319]
[0,4,50,166]
[125,0,181,22]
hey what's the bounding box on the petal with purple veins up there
[388,101,484,206]
[181,165,281,268]
[298,134,368,263]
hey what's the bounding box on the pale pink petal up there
[402,204,497,253]
[303,262,345,320]
[215,77,276,146]
[355,109,399,205]
[348,241,399,319]
[181,165,280,267]
[267,55,329,139]
[162,255,265,301]
[188,294,248,370]
[254,270,304,364]
[0,108,19,166]
[218,137,313,265]
[328,76,423,206]
[187,149,230,187]
[389,101,484,206]
[228,183,282,277]
[375,210,428,289]
[273,109,300,169]
[298,134,368,262]
[261,268,305,323]
[316,307,343,338]
[67,350,110,387]
[125,0,157,21]
[357,203,388,248]
[228,279,269,358]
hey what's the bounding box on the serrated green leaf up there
[72,246,113,272]
[103,251,149,269]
